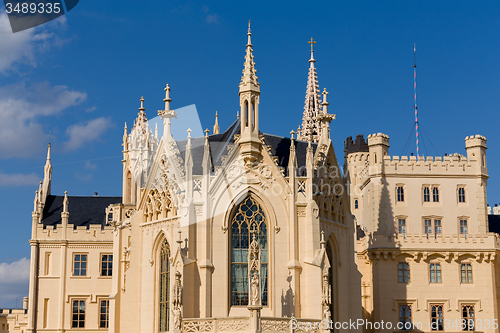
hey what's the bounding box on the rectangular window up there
[433,187,440,202]
[425,219,442,235]
[99,299,110,328]
[397,186,405,202]
[462,304,475,331]
[461,263,473,283]
[429,263,442,283]
[431,304,444,331]
[399,304,412,330]
[459,187,466,203]
[398,262,410,283]
[424,219,432,234]
[460,219,468,235]
[71,300,85,328]
[73,254,87,276]
[423,186,430,202]
[101,254,113,277]
[398,218,407,234]
[434,219,442,235]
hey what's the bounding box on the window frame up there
[423,217,443,236]
[432,186,440,203]
[98,298,110,329]
[397,217,407,235]
[71,299,86,329]
[461,263,473,284]
[100,253,113,277]
[429,262,442,284]
[72,253,88,277]
[398,262,410,283]
[430,304,444,331]
[461,304,475,331]
[423,185,430,203]
[459,218,468,235]
[458,186,466,203]
[398,304,412,330]
[397,185,405,202]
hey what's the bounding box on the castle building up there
[344,133,499,332]
[25,26,363,333]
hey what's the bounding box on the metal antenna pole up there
[414,43,419,160]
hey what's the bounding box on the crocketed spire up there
[239,21,260,93]
[297,38,322,143]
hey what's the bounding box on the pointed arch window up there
[231,197,268,306]
[159,240,170,332]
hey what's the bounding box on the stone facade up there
[345,132,499,332]
[25,26,362,333]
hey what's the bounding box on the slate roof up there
[175,120,318,175]
[42,195,122,229]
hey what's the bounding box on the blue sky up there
[0,0,499,307]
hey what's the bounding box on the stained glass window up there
[231,197,268,306]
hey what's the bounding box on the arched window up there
[231,197,268,306]
[159,240,170,332]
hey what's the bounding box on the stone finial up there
[204,129,210,138]
[290,130,295,140]
[320,231,325,249]
[63,191,69,213]
[177,229,182,248]
[213,111,220,134]
[187,128,192,139]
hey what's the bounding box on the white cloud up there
[0,82,87,158]
[84,161,97,169]
[0,13,66,73]
[0,172,39,187]
[0,258,30,307]
[206,14,220,24]
[63,117,113,151]
[0,258,30,283]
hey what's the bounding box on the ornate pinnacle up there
[204,128,210,137]
[290,130,295,140]
[163,84,171,111]
[298,39,321,143]
[187,128,192,139]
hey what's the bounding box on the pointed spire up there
[155,123,159,140]
[239,21,260,93]
[298,38,322,143]
[41,143,52,202]
[213,111,220,134]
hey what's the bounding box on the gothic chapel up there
[26,25,363,333]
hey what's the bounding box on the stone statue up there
[172,270,183,330]
[173,306,181,330]
[251,271,260,305]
